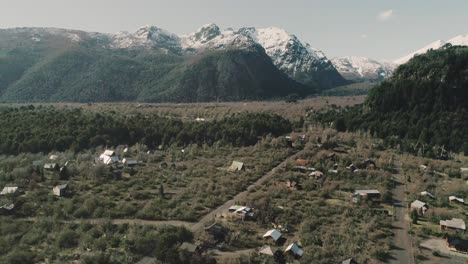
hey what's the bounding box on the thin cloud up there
[361,34,368,39]
[378,9,393,21]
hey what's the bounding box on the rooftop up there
[440,218,466,230]
[263,229,282,241]
[411,200,428,209]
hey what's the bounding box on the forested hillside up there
[0,27,313,102]
[313,45,468,156]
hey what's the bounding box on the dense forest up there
[0,106,292,155]
[313,45,468,156]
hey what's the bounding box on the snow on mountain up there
[237,27,331,75]
[394,34,468,64]
[111,25,181,53]
[180,24,258,50]
[234,27,345,88]
[394,40,446,65]
[2,24,346,88]
[0,27,106,44]
[447,34,468,46]
[331,56,396,82]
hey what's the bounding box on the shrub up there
[57,229,79,248]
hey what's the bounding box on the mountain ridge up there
[394,34,468,64]
[331,56,396,82]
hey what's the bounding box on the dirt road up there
[389,160,414,264]
[26,148,304,234]
[190,149,303,232]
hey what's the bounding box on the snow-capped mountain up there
[0,24,348,89]
[394,34,468,64]
[236,27,345,88]
[331,56,396,82]
[107,24,347,89]
[180,24,259,51]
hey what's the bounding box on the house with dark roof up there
[352,190,381,204]
[285,242,303,258]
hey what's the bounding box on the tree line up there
[0,105,292,154]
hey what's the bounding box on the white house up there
[420,191,435,199]
[122,158,138,167]
[449,196,465,204]
[0,185,18,195]
[99,150,119,165]
[262,229,282,242]
[228,205,254,218]
[410,200,429,215]
[440,218,466,232]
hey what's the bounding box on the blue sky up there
[0,0,467,60]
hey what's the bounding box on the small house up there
[419,164,428,171]
[53,183,68,197]
[347,164,358,172]
[179,242,201,255]
[228,205,254,219]
[352,190,381,203]
[410,200,429,215]
[309,171,324,179]
[122,158,138,167]
[44,163,59,171]
[440,218,466,232]
[0,184,18,195]
[263,229,282,243]
[228,161,245,172]
[0,203,15,214]
[420,191,435,199]
[285,242,303,258]
[49,154,59,160]
[460,167,468,175]
[99,150,119,165]
[259,245,275,256]
[342,258,358,264]
[449,196,465,205]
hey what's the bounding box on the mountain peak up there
[393,35,468,65]
[191,23,221,43]
[331,56,396,82]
